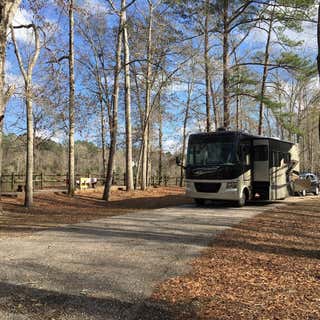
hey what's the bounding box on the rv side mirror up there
[176,156,182,166]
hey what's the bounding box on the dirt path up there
[0,201,280,319]
[0,187,190,238]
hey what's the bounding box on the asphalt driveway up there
[0,203,279,319]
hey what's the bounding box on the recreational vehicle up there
[179,129,299,206]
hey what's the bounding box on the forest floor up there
[0,186,190,239]
[151,196,320,319]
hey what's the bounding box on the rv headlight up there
[226,181,238,189]
[186,181,193,190]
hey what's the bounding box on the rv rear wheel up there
[194,198,205,206]
[236,191,246,207]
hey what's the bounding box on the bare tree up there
[11,23,40,207]
[0,0,21,210]
[258,4,275,135]
[141,0,153,190]
[180,78,194,187]
[317,0,320,142]
[68,0,75,196]
[103,2,124,201]
[204,0,211,132]
[122,0,134,191]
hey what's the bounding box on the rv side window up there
[272,152,281,167]
[240,144,251,166]
[254,145,268,161]
[284,153,291,164]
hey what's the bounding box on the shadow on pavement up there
[0,281,192,320]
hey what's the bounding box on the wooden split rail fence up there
[1,173,185,192]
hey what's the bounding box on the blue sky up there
[4,0,319,151]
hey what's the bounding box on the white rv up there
[183,129,299,206]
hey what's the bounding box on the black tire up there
[236,191,246,207]
[194,198,205,206]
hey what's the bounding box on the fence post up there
[40,172,44,190]
[11,172,15,192]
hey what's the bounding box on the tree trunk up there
[180,80,193,187]
[68,0,75,196]
[258,5,275,135]
[0,25,5,206]
[11,24,40,208]
[123,0,134,191]
[141,2,153,190]
[99,91,107,177]
[317,2,320,142]
[222,0,230,128]
[0,0,21,210]
[204,0,211,132]
[158,99,163,185]
[25,84,33,207]
[103,8,123,201]
[209,77,219,130]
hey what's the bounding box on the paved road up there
[0,203,279,319]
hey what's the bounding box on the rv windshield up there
[187,141,238,166]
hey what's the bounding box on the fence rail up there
[0,172,184,192]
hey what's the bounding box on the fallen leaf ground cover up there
[0,186,190,238]
[152,197,320,320]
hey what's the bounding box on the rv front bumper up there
[185,179,241,201]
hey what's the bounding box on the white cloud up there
[35,128,65,143]
[78,0,109,15]
[163,138,179,153]
[11,8,35,44]
[244,12,318,54]
[5,60,24,94]
[168,81,190,94]
[284,21,317,51]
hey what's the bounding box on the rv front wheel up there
[194,198,205,206]
[236,191,246,207]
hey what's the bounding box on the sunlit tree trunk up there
[141,1,153,190]
[158,95,162,185]
[0,0,21,211]
[222,0,230,128]
[123,0,134,191]
[180,80,193,187]
[103,5,123,200]
[68,0,75,196]
[210,78,219,130]
[11,24,40,208]
[98,91,107,177]
[204,0,211,132]
[258,5,275,135]
[317,2,320,142]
